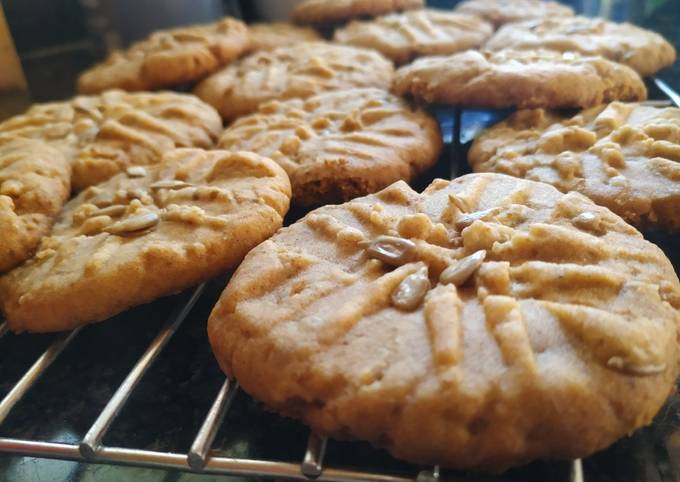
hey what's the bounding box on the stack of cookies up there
[1,0,679,474]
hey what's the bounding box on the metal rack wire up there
[0,283,433,482]
[0,78,678,482]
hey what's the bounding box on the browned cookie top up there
[209,173,680,470]
[485,16,676,77]
[1,149,291,333]
[194,42,394,121]
[292,0,424,25]
[218,88,442,206]
[469,102,680,231]
[334,9,493,64]
[455,0,574,28]
[0,137,71,273]
[392,49,647,108]
[0,90,222,191]
[248,22,322,51]
[77,17,249,93]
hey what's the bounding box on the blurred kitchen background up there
[0,0,679,117]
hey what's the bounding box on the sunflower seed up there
[104,212,159,236]
[574,211,596,223]
[440,250,486,286]
[126,166,147,178]
[455,208,500,230]
[448,194,470,213]
[149,180,193,190]
[572,211,606,235]
[360,235,417,266]
[391,266,430,311]
[607,356,666,376]
[93,196,114,208]
[94,204,127,217]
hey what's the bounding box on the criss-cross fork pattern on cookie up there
[77,17,250,93]
[1,149,291,333]
[334,9,493,64]
[470,102,680,230]
[208,173,680,471]
[0,90,223,191]
[218,88,442,206]
[194,42,395,121]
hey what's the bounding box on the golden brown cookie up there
[77,17,249,94]
[1,148,291,333]
[194,42,394,121]
[485,16,676,77]
[0,90,222,191]
[208,173,680,470]
[248,22,322,51]
[292,0,424,26]
[333,9,493,64]
[392,49,647,108]
[218,88,441,206]
[469,102,680,231]
[0,137,71,273]
[455,0,574,28]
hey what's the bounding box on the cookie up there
[77,17,249,94]
[208,173,680,470]
[0,90,222,191]
[333,9,493,64]
[194,42,394,121]
[485,16,676,77]
[455,0,574,29]
[291,0,424,26]
[218,88,441,206]
[248,22,322,52]
[0,137,71,273]
[469,102,680,231]
[1,148,291,333]
[392,49,647,109]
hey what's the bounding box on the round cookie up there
[469,102,680,231]
[485,16,676,77]
[292,0,424,26]
[392,49,647,109]
[218,88,442,206]
[194,42,394,121]
[77,17,249,94]
[208,173,680,470]
[0,137,71,273]
[1,149,291,333]
[333,9,493,65]
[248,22,322,52]
[0,90,222,191]
[455,0,574,29]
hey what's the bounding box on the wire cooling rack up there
[0,78,678,482]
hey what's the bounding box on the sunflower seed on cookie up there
[0,90,222,191]
[209,173,680,470]
[1,148,291,333]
